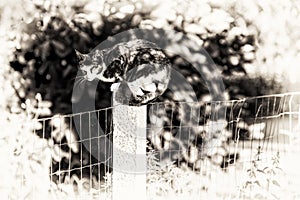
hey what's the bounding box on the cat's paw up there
[130,93,157,106]
[129,96,143,106]
[110,82,121,92]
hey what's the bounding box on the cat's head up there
[76,49,114,82]
[76,49,125,82]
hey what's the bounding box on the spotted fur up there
[76,39,171,105]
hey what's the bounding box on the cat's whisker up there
[77,78,86,85]
[74,77,87,89]
[72,75,85,81]
[78,78,88,87]
[76,39,170,105]
[77,77,84,84]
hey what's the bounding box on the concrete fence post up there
[111,83,147,200]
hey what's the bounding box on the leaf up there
[52,145,63,162]
[32,120,42,130]
[257,169,265,174]
[275,166,283,172]
[272,180,280,187]
[263,166,269,171]
[51,40,64,51]
[62,65,74,78]
[38,62,49,75]
[254,180,261,187]
[40,41,51,60]
[249,122,266,132]
[254,194,264,199]
[65,129,79,153]
[51,39,71,58]
[39,100,52,108]
[245,181,251,186]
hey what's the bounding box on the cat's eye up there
[80,69,87,76]
[83,59,92,66]
[80,65,88,70]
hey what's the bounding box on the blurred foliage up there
[2,0,286,192]
[225,75,282,100]
[7,0,281,116]
[0,95,52,199]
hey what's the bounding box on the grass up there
[48,140,300,200]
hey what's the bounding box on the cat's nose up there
[86,73,97,81]
[86,76,94,81]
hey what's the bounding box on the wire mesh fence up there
[29,92,300,199]
[35,108,114,199]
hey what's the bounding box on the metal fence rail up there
[30,92,300,199]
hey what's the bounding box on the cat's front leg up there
[110,82,121,92]
[139,92,158,104]
[129,92,157,106]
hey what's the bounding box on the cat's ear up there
[75,49,86,63]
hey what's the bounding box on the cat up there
[76,39,171,106]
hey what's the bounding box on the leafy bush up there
[8,0,276,114]
[4,0,284,192]
[0,95,52,199]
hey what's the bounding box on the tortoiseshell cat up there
[76,39,171,105]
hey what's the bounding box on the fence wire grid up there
[29,92,300,199]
